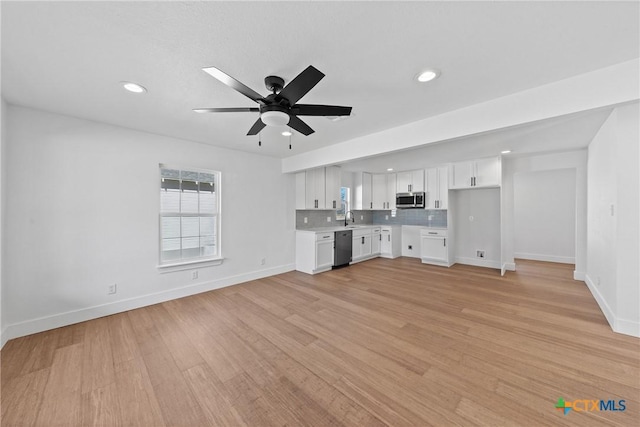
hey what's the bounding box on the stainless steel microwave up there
[396,192,425,209]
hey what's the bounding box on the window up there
[336,186,350,220]
[159,165,221,266]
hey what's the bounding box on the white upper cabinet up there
[305,167,326,209]
[324,166,342,210]
[372,173,396,210]
[474,157,501,187]
[354,172,373,210]
[450,157,501,189]
[396,169,424,193]
[386,174,397,209]
[295,166,342,210]
[425,166,449,209]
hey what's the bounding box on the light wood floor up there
[1,258,639,426]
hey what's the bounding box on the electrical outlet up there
[191,270,198,280]
[260,258,266,266]
[108,284,117,295]
[360,215,364,220]
[408,245,413,250]
[327,216,331,222]
[304,217,308,224]
[385,215,389,220]
[476,250,485,258]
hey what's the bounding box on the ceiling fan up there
[194,65,352,136]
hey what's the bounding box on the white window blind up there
[159,166,220,265]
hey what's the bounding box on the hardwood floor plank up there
[2,259,638,426]
[0,367,50,426]
[35,343,83,426]
[114,357,166,427]
[81,382,122,426]
[183,364,248,427]
[81,317,116,394]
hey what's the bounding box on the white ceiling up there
[2,1,639,159]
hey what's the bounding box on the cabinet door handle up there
[379,234,382,241]
[361,236,365,244]
[333,200,336,209]
[443,238,446,247]
[370,202,372,209]
[409,184,412,192]
[388,235,391,242]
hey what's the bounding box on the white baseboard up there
[584,273,639,338]
[1,264,295,348]
[1,327,8,349]
[514,252,575,264]
[455,257,501,269]
[615,317,640,338]
[573,271,586,281]
[501,262,516,276]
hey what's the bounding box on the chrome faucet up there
[344,210,355,227]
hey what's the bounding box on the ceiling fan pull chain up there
[289,132,292,150]
[258,130,262,147]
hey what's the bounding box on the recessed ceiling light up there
[501,150,512,154]
[121,82,146,93]
[416,69,440,83]
[282,131,292,136]
[387,168,394,172]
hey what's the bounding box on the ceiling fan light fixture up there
[121,82,147,93]
[282,131,292,136]
[261,110,290,127]
[416,69,440,83]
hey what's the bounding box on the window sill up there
[157,257,224,273]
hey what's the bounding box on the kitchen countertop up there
[297,225,380,233]
[297,225,446,233]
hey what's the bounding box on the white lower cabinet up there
[372,228,381,255]
[316,239,335,271]
[380,226,402,258]
[296,231,335,274]
[420,229,451,267]
[351,228,377,263]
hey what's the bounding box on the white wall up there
[2,106,296,342]
[0,98,6,347]
[502,150,587,276]
[586,114,618,317]
[586,102,639,337]
[513,169,576,263]
[614,103,639,328]
[453,188,501,269]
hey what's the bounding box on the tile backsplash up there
[373,209,447,227]
[296,210,373,229]
[296,209,446,229]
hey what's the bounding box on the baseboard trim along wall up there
[1,263,295,348]
[514,252,575,264]
[584,274,640,338]
[455,257,501,270]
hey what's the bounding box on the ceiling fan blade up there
[288,115,315,136]
[275,66,325,105]
[193,107,259,113]
[247,118,266,136]
[202,66,265,104]
[292,104,352,117]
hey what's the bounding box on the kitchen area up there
[295,157,502,275]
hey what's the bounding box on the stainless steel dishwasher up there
[333,230,353,268]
